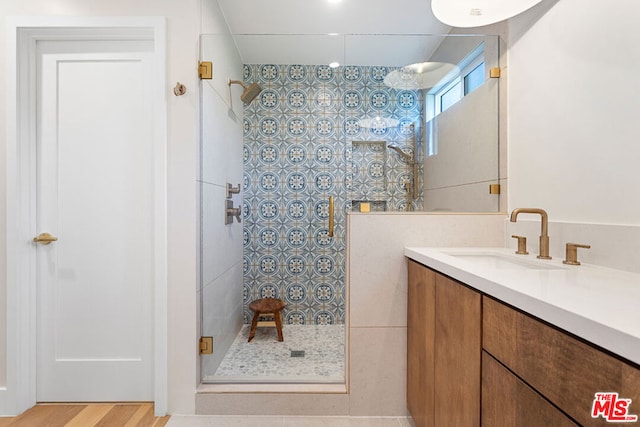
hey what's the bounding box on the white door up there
[35,40,155,402]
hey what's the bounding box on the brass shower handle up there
[328,196,334,238]
[33,232,58,245]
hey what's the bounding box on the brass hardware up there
[563,243,591,265]
[489,67,501,78]
[226,183,241,199]
[198,61,213,79]
[199,337,213,355]
[328,196,335,237]
[33,232,58,245]
[360,202,370,213]
[173,82,186,96]
[510,208,551,259]
[489,184,501,195]
[511,235,529,255]
[228,80,263,105]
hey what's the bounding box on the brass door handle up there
[33,232,58,245]
[328,196,334,238]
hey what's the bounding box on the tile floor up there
[210,325,345,383]
[167,415,414,427]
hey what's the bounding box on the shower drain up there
[290,350,305,358]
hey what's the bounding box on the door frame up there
[4,17,168,416]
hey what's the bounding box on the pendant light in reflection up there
[383,62,457,90]
[357,116,400,134]
[430,0,543,27]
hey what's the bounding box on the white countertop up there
[404,247,640,365]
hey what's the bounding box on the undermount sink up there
[444,251,564,270]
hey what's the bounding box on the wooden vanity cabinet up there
[483,296,640,427]
[407,260,481,427]
[408,259,640,427]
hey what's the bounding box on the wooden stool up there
[248,298,285,342]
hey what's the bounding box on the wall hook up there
[173,82,186,96]
[226,183,241,198]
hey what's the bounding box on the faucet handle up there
[511,235,529,255]
[563,243,591,265]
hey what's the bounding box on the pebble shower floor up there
[214,324,345,382]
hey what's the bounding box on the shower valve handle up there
[225,200,242,224]
[227,207,242,223]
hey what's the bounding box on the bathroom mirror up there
[231,33,500,213]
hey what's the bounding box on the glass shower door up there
[198,33,246,382]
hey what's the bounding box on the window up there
[464,62,484,95]
[439,79,461,113]
[427,43,485,118]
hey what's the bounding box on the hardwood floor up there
[0,403,170,427]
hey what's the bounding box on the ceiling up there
[217,0,454,66]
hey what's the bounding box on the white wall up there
[346,213,505,416]
[506,0,640,271]
[1,0,209,415]
[424,80,499,212]
[198,1,245,380]
[508,0,640,225]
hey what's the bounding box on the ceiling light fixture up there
[329,62,340,68]
[430,0,543,27]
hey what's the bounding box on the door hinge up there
[199,336,213,354]
[198,61,213,80]
[489,67,501,78]
[489,184,501,194]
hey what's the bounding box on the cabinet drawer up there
[483,296,640,427]
[482,351,578,427]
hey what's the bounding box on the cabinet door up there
[435,273,482,427]
[484,296,640,427]
[482,351,579,427]
[407,260,436,427]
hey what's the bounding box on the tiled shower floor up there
[211,324,345,383]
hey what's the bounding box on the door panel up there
[36,45,154,401]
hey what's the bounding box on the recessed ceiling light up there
[329,62,340,68]
[328,0,343,3]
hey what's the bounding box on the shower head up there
[228,79,263,105]
[388,145,413,162]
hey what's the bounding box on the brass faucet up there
[509,208,551,259]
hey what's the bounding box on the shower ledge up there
[197,383,347,394]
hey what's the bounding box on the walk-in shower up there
[198,32,500,385]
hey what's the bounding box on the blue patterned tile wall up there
[243,64,423,325]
